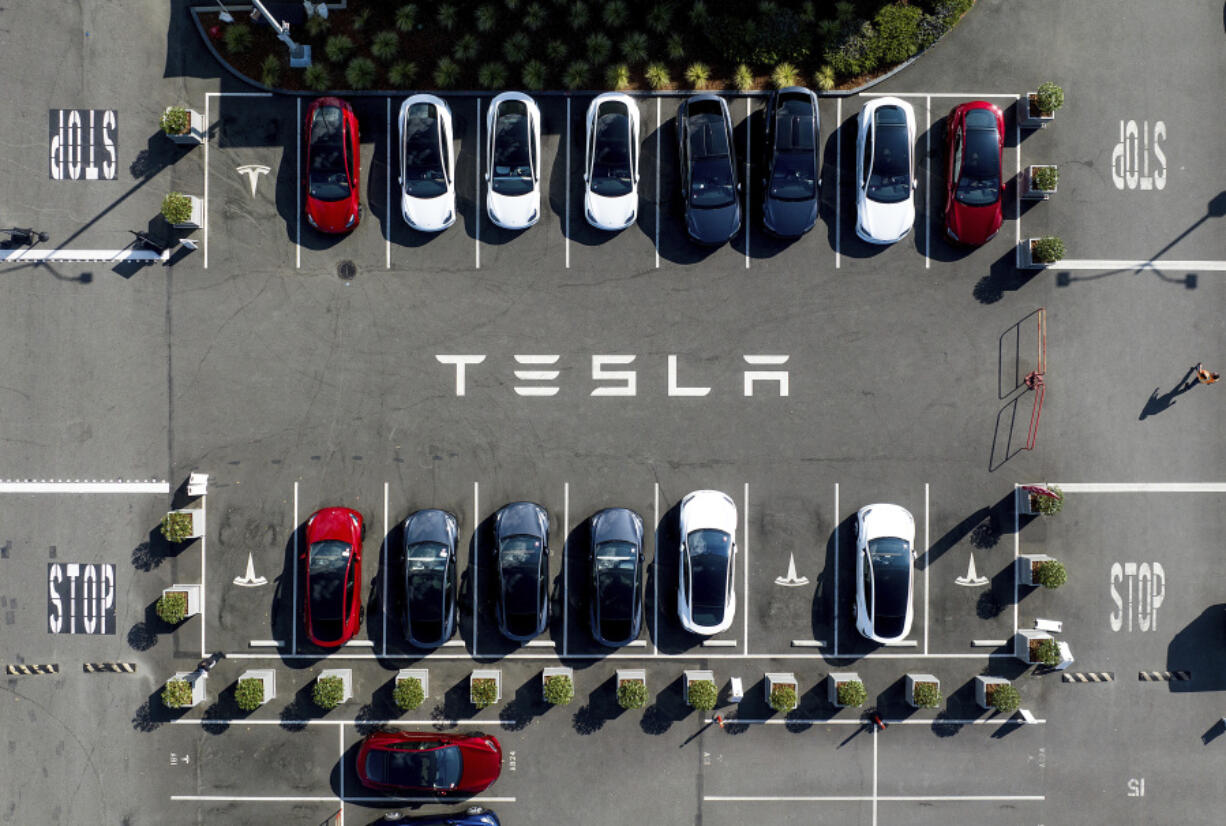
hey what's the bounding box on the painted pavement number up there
[49,109,118,181]
[47,562,115,634]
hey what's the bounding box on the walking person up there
[1194,363,1220,386]
[195,651,225,673]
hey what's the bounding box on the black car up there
[761,86,820,238]
[677,94,741,245]
[494,502,550,642]
[401,509,459,648]
[588,507,645,647]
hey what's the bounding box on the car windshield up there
[369,743,463,790]
[406,542,447,622]
[403,103,447,199]
[309,106,351,202]
[687,529,731,626]
[770,100,817,200]
[867,107,910,204]
[595,541,637,621]
[492,104,533,196]
[591,109,633,197]
[688,114,735,208]
[308,540,350,621]
[955,111,1001,207]
[501,535,542,619]
[867,536,911,617]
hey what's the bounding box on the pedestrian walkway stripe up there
[0,248,167,264]
[83,662,137,673]
[1138,670,1191,682]
[5,663,59,675]
[1062,671,1114,683]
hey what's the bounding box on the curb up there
[1138,670,1191,682]
[83,662,138,674]
[5,663,59,676]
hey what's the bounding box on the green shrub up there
[304,63,331,92]
[569,1,589,30]
[305,14,331,38]
[453,33,479,62]
[543,673,575,706]
[1032,237,1065,264]
[1030,484,1064,514]
[313,675,346,710]
[388,61,418,87]
[617,678,648,710]
[667,33,686,61]
[871,3,923,65]
[911,680,942,708]
[684,62,711,89]
[159,106,190,135]
[471,677,498,709]
[325,34,355,64]
[260,55,283,88]
[563,61,590,91]
[525,1,546,31]
[522,59,547,90]
[478,62,508,90]
[504,31,531,64]
[771,62,800,88]
[687,679,718,711]
[395,4,419,33]
[1036,81,1065,114]
[371,31,399,63]
[690,0,710,28]
[989,682,1020,714]
[815,64,836,91]
[546,40,568,63]
[504,0,521,8]
[644,62,671,90]
[1036,560,1068,589]
[156,591,188,624]
[800,1,817,24]
[621,31,648,64]
[606,63,631,91]
[162,679,194,708]
[345,57,376,90]
[732,63,755,91]
[1032,166,1059,191]
[824,20,878,78]
[818,18,841,43]
[161,194,194,226]
[476,4,497,33]
[603,0,629,28]
[351,8,371,31]
[586,32,612,66]
[837,679,867,708]
[835,1,856,22]
[437,3,458,31]
[224,23,252,55]
[393,677,425,711]
[235,677,265,711]
[1034,638,1062,667]
[769,683,798,713]
[433,57,460,88]
[647,3,673,35]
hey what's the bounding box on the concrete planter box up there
[1018,554,1055,586]
[168,507,205,539]
[471,669,502,705]
[976,675,1010,710]
[240,668,276,706]
[166,108,205,144]
[1019,238,1063,270]
[318,668,353,703]
[905,674,940,709]
[828,671,864,708]
[1015,629,1055,664]
[765,672,798,710]
[542,665,573,701]
[163,583,202,617]
[397,668,429,700]
[616,668,646,687]
[684,669,716,706]
[170,195,204,229]
[1018,94,1056,129]
[1023,165,1058,200]
[168,671,207,708]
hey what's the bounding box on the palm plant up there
[586,32,612,66]
[621,31,648,65]
[667,33,686,62]
[732,63,754,91]
[522,59,547,90]
[569,1,590,31]
[647,3,673,35]
[503,31,531,64]
[304,63,331,91]
[815,65,836,91]
[325,34,355,64]
[259,55,282,88]
[685,62,711,89]
[478,62,508,90]
[563,60,590,91]
[771,62,800,88]
[305,14,330,38]
[602,0,629,28]
[453,33,479,63]
[433,57,461,88]
[546,40,568,63]
[437,3,458,31]
[345,57,377,90]
[395,4,418,33]
[644,62,670,90]
[475,4,497,34]
[224,23,253,54]
[605,63,631,91]
[371,31,399,63]
[524,2,546,31]
[388,61,418,87]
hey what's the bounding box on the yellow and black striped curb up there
[1138,670,1191,682]
[83,662,137,674]
[5,663,59,676]
[1062,671,1114,683]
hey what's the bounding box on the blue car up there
[380,807,500,825]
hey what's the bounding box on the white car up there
[853,503,917,643]
[677,490,737,635]
[583,92,639,231]
[398,94,456,232]
[855,97,917,244]
[485,92,542,230]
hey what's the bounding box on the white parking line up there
[0,480,169,493]
[562,480,569,656]
[296,97,301,269]
[473,481,479,655]
[873,723,878,826]
[744,97,751,270]
[653,481,660,656]
[924,95,931,271]
[704,795,1044,802]
[338,722,345,826]
[1052,482,1226,492]
[565,96,571,270]
[475,98,481,270]
[200,491,208,657]
[1014,117,1021,254]
[292,480,299,655]
[833,482,840,656]
[743,481,749,653]
[1012,486,1019,636]
[204,94,210,269]
[172,717,519,727]
[382,481,389,657]
[834,97,841,269]
[223,650,1012,661]
[923,481,929,655]
[385,97,391,270]
[703,639,738,647]
[863,92,1021,99]
[707,716,1045,726]
[655,97,661,269]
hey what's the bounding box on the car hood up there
[585,190,636,230]
[947,200,1001,245]
[862,504,914,542]
[763,195,817,238]
[488,189,539,229]
[405,509,455,546]
[308,196,358,234]
[308,507,359,543]
[681,490,737,535]
[686,202,741,245]
[402,190,455,232]
[458,738,503,792]
[592,508,641,544]
[859,197,913,244]
[497,502,545,539]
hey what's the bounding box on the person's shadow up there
[1140,366,1199,420]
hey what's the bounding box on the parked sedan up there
[853,504,916,644]
[401,509,459,648]
[356,731,502,796]
[677,94,741,245]
[304,97,361,233]
[399,94,456,232]
[384,809,500,826]
[485,92,541,229]
[943,100,1005,245]
[302,507,364,648]
[677,490,737,635]
[583,92,640,231]
[855,97,916,244]
[494,501,550,642]
[589,507,645,647]
[761,86,820,238]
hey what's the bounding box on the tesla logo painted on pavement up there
[233,553,267,587]
[236,164,271,197]
[955,553,988,586]
[774,553,809,587]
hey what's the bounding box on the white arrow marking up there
[235,164,271,198]
[955,553,988,587]
[774,553,809,587]
[233,553,267,587]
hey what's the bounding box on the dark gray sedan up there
[678,94,741,245]
[401,509,459,648]
[761,86,820,238]
[494,501,550,642]
[588,507,645,647]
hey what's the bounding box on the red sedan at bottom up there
[357,731,503,796]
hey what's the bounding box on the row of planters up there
[1019,82,1068,268]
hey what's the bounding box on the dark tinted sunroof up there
[689,118,729,159]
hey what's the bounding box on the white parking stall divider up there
[296,96,301,269]
[386,97,391,270]
[743,482,749,654]
[473,481,480,657]
[292,481,298,655]
[563,481,569,656]
[338,723,345,826]
[745,97,751,270]
[925,94,931,270]
[475,98,481,270]
[382,481,389,657]
[565,96,571,270]
[655,97,661,269]
[200,489,208,657]
[204,93,210,269]
[924,481,930,655]
[653,481,660,656]
[833,482,839,657]
[834,97,841,269]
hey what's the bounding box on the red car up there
[943,101,1004,246]
[305,97,361,233]
[303,506,363,647]
[356,731,503,796]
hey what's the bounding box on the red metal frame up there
[1023,308,1047,450]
